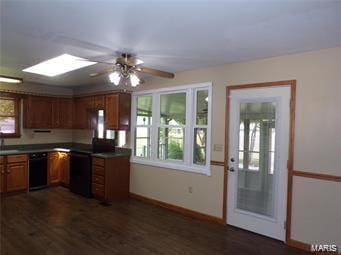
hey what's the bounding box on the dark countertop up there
[0,143,131,158]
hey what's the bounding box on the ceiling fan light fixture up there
[109,71,121,86]
[130,72,140,87]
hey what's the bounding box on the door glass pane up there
[237,102,276,217]
[136,95,152,125]
[160,93,186,125]
[158,127,184,161]
[196,90,208,125]
[193,128,206,165]
[135,127,151,158]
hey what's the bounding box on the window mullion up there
[185,88,193,166]
[151,93,159,161]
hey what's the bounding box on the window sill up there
[130,158,211,176]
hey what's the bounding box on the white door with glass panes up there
[227,86,291,241]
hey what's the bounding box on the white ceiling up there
[1,0,341,87]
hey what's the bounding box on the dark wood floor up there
[1,187,308,255]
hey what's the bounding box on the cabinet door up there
[48,153,60,185]
[105,94,119,129]
[73,97,93,129]
[60,153,70,185]
[0,164,5,193]
[6,163,28,192]
[52,98,60,128]
[24,96,54,128]
[59,98,73,128]
[117,93,131,130]
[93,95,105,109]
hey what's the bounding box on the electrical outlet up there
[188,186,193,193]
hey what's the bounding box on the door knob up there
[229,167,235,172]
[230,158,235,162]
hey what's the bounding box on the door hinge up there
[284,221,286,230]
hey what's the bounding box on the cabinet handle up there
[1,170,5,174]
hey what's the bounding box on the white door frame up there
[223,80,296,243]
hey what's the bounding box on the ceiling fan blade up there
[89,68,114,77]
[76,58,113,65]
[136,67,174,79]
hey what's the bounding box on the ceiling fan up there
[89,53,175,87]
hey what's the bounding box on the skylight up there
[23,54,96,77]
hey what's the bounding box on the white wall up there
[129,47,341,246]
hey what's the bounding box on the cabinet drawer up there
[92,183,104,197]
[0,156,4,165]
[92,165,105,176]
[7,154,28,163]
[92,157,105,167]
[92,174,104,185]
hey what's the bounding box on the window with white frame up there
[131,83,212,175]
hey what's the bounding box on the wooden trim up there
[73,90,132,98]
[130,193,224,224]
[222,87,230,222]
[210,160,224,166]
[227,80,296,90]
[0,90,131,100]
[223,80,297,244]
[0,89,72,98]
[286,80,296,243]
[293,170,341,182]
[287,238,310,251]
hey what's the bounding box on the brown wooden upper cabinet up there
[59,98,73,129]
[73,96,93,129]
[24,96,73,129]
[23,92,131,130]
[105,93,131,130]
[24,95,55,128]
[93,95,105,109]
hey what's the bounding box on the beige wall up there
[0,82,74,146]
[291,177,341,248]
[130,47,341,246]
[72,129,93,144]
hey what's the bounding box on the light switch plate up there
[213,144,223,151]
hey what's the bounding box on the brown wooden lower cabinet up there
[1,154,28,193]
[92,156,130,201]
[48,152,70,186]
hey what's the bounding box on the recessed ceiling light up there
[23,54,96,77]
[0,75,23,84]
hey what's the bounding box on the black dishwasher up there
[29,152,48,191]
[70,152,92,197]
